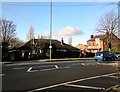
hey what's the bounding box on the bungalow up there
[9,38,80,61]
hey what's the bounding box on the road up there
[1,60,120,91]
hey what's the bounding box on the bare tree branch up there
[96,10,118,36]
[1,19,24,48]
[1,19,16,42]
[26,25,34,41]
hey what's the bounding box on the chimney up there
[38,35,43,39]
[38,35,40,39]
[61,38,64,45]
[91,35,93,38]
[68,37,72,45]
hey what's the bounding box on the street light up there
[50,0,52,60]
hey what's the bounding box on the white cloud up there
[57,26,83,36]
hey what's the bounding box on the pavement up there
[1,58,94,64]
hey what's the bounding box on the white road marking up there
[0,74,4,76]
[28,83,64,92]
[81,62,97,66]
[28,70,39,72]
[64,66,71,69]
[105,76,118,79]
[55,65,58,68]
[35,65,55,68]
[64,72,119,84]
[81,63,85,66]
[27,67,32,72]
[7,63,34,66]
[65,84,105,90]
[81,62,111,66]
[105,84,119,91]
[28,72,119,92]
[72,63,82,66]
[40,68,57,72]
[28,66,71,73]
[29,68,59,72]
[13,67,26,70]
[27,65,56,72]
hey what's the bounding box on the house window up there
[88,42,91,46]
[57,49,67,52]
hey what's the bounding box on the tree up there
[1,19,25,48]
[1,19,25,61]
[68,36,72,45]
[96,10,118,35]
[10,38,24,48]
[96,10,119,51]
[1,19,16,44]
[26,25,34,41]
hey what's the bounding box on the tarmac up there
[1,59,120,91]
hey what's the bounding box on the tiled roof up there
[87,33,120,43]
[87,34,106,42]
[18,39,79,51]
[75,44,87,49]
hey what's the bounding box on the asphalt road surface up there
[1,60,120,91]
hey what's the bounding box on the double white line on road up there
[27,65,59,72]
[65,84,105,90]
[13,67,26,70]
[28,72,119,92]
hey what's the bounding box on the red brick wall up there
[87,40,104,53]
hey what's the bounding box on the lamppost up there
[118,1,120,79]
[49,0,52,60]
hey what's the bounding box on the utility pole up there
[49,0,52,60]
[117,1,120,81]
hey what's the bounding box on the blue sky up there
[1,1,119,46]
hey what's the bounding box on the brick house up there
[76,44,87,50]
[87,32,120,53]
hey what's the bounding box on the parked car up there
[113,52,120,58]
[94,51,117,61]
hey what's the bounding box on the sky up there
[1,1,119,46]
